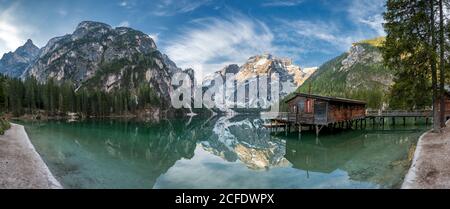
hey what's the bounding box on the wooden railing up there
[366,110,432,117]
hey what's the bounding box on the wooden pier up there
[265,110,437,136]
[265,93,450,136]
[366,110,433,126]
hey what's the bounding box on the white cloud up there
[276,19,359,51]
[348,0,386,36]
[118,0,137,9]
[152,0,211,16]
[272,0,387,59]
[118,21,130,27]
[0,4,29,55]
[57,9,68,17]
[148,33,159,44]
[164,14,275,80]
[262,0,304,7]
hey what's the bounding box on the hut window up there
[305,99,313,113]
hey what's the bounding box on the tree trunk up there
[439,0,446,128]
[430,0,441,132]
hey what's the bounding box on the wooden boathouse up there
[270,93,367,136]
[266,91,450,137]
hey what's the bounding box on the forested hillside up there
[296,38,393,109]
[0,75,162,117]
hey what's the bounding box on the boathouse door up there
[314,101,328,124]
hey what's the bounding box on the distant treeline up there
[0,75,162,117]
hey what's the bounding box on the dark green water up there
[17,116,428,189]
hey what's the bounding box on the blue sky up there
[0,0,386,79]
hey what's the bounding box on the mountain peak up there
[0,39,39,77]
[24,39,34,46]
[24,20,177,100]
[16,39,39,55]
[76,21,112,31]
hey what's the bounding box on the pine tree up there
[439,0,447,128]
[383,0,449,132]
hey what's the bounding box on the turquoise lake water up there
[17,116,428,189]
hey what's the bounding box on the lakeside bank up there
[402,121,450,189]
[0,123,62,189]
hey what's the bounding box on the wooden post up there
[270,120,273,133]
[403,117,406,126]
[285,124,288,136]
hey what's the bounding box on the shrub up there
[0,118,11,135]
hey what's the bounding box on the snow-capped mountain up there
[203,54,316,111]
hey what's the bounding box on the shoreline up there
[402,121,450,189]
[0,123,62,189]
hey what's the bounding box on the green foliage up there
[0,74,162,117]
[357,37,386,48]
[296,44,391,109]
[382,0,448,110]
[0,118,10,135]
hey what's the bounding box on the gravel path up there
[0,123,62,189]
[403,121,450,189]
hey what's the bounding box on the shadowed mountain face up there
[0,39,40,78]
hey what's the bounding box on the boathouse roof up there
[285,93,367,105]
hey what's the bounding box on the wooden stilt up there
[285,124,288,136]
[315,125,324,137]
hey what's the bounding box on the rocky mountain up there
[205,54,313,88]
[0,39,40,78]
[201,116,289,170]
[235,54,312,86]
[23,21,187,102]
[204,54,315,110]
[296,37,393,109]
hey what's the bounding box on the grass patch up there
[0,118,11,135]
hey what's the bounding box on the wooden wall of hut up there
[328,103,366,123]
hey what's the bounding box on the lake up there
[17,116,428,189]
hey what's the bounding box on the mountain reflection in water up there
[19,116,426,189]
